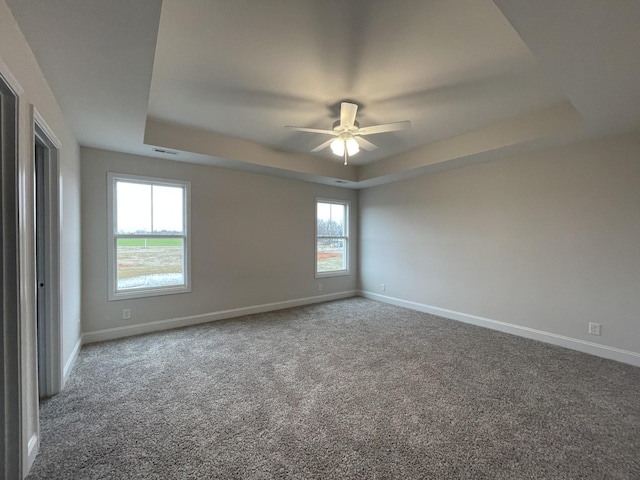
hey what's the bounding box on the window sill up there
[108,285,191,301]
[315,270,350,279]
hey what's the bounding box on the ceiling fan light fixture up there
[330,138,345,156]
[346,137,360,156]
[330,134,360,157]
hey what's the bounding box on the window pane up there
[331,203,345,230]
[152,185,184,234]
[116,182,151,234]
[317,202,345,236]
[116,237,184,290]
[317,238,346,272]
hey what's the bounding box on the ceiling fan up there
[285,102,411,165]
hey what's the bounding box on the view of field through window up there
[116,238,184,290]
[317,201,347,273]
[115,180,186,291]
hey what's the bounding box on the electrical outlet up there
[123,308,131,320]
[381,284,386,292]
[588,322,601,336]
[318,283,323,292]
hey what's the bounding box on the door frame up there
[1,63,23,480]
[32,107,62,398]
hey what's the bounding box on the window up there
[316,199,349,277]
[108,173,190,300]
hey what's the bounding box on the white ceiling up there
[7,0,640,187]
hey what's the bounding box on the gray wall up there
[81,148,358,335]
[359,132,640,357]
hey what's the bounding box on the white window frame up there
[315,198,350,278]
[107,172,191,300]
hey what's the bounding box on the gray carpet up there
[27,298,640,479]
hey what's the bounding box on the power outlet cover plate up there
[588,322,601,336]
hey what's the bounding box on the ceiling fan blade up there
[354,136,378,151]
[340,102,358,128]
[310,137,336,153]
[285,126,338,136]
[357,120,411,136]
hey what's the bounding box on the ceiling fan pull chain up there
[344,150,348,166]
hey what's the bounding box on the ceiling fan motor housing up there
[333,119,359,131]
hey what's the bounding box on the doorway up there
[34,113,62,399]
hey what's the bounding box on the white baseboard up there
[359,291,640,367]
[82,291,358,344]
[62,337,82,387]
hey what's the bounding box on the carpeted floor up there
[27,298,640,479]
